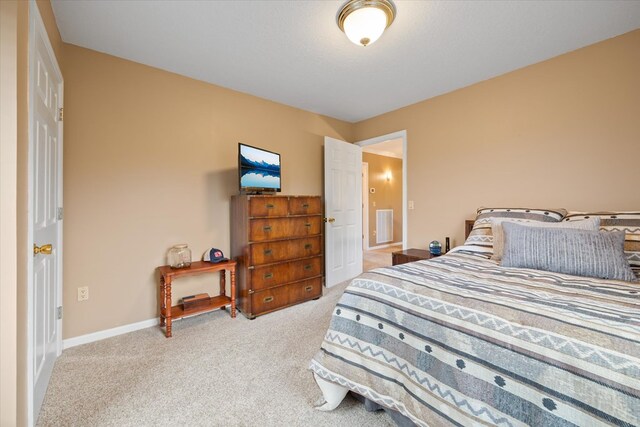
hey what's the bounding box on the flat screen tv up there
[238,143,281,193]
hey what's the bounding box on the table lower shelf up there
[165,295,232,320]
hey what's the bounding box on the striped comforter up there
[310,251,640,426]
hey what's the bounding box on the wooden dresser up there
[230,195,323,319]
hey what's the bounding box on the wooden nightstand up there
[392,248,440,266]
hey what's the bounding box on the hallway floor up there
[363,245,401,271]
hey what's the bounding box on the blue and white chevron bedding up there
[310,251,640,426]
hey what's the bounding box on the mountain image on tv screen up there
[240,145,281,190]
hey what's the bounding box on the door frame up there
[361,162,369,251]
[355,130,407,249]
[27,2,64,425]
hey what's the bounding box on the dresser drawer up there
[289,277,322,303]
[249,216,321,242]
[249,197,288,217]
[249,236,322,265]
[288,197,322,215]
[288,215,322,237]
[251,286,290,315]
[250,218,289,241]
[249,256,322,291]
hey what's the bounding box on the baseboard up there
[63,317,159,350]
[367,242,403,251]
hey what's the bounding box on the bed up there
[309,211,640,426]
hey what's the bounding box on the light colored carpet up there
[37,280,393,427]
[363,245,399,272]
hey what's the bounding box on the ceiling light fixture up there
[337,0,396,47]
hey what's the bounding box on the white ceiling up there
[363,138,403,159]
[50,1,640,123]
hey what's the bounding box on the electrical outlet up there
[408,200,415,210]
[78,286,89,301]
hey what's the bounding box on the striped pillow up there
[564,212,640,279]
[463,207,567,256]
[501,223,636,282]
[491,216,600,261]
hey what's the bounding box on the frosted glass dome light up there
[338,0,396,47]
[343,7,387,47]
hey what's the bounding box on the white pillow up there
[491,216,600,261]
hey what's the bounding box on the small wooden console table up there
[158,260,237,338]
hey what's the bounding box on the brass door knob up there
[33,243,53,255]
[323,217,336,223]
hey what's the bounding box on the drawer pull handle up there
[302,203,309,208]
[263,225,272,231]
[263,272,273,279]
[305,285,313,292]
[304,244,312,250]
[263,296,274,303]
[264,249,273,256]
[304,223,311,228]
[266,204,274,209]
[304,264,312,270]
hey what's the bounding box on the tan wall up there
[354,29,640,250]
[16,1,29,425]
[35,0,63,68]
[362,153,402,246]
[62,44,353,338]
[1,2,20,424]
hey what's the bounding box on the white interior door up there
[362,163,369,250]
[324,137,362,287]
[30,3,63,423]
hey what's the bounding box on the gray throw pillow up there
[501,222,636,282]
[491,216,600,262]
